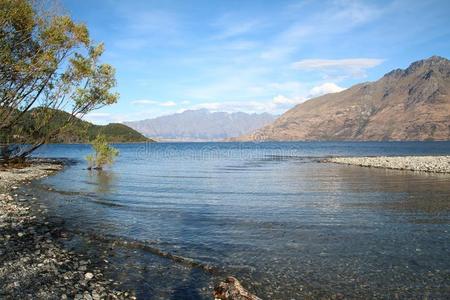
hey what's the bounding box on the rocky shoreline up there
[326,155,450,173]
[0,160,135,299]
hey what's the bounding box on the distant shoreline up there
[34,141,156,145]
[21,140,450,144]
[325,155,450,173]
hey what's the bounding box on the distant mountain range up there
[234,56,450,141]
[124,109,276,141]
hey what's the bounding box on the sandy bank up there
[325,155,450,173]
[0,160,135,299]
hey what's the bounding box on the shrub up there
[86,135,119,170]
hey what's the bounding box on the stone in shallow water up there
[85,272,94,280]
[214,276,261,300]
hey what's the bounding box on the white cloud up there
[292,58,384,70]
[187,94,304,115]
[131,99,177,107]
[292,58,384,79]
[192,101,272,113]
[271,95,303,105]
[91,82,344,125]
[160,101,177,107]
[131,99,158,105]
[308,82,345,98]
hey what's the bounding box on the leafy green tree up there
[0,0,118,161]
[86,135,119,170]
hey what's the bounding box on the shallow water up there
[32,142,450,299]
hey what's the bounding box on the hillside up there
[235,56,450,141]
[124,109,276,141]
[3,109,152,143]
[87,123,152,143]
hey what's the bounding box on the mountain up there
[124,109,276,141]
[3,109,152,143]
[235,56,450,141]
[87,123,152,143]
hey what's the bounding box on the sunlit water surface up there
[31,142,450,299]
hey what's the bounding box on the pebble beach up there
[0,160,135,300]
[326,156,450,173]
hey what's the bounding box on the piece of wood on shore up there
[213,276,262,300]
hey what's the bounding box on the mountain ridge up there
[233,56,450,141]
[2,109,153,144]
[124,109,276,141]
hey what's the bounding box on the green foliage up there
[88,123,151,143]
[86,135,119,170]
[0,0,119,160]
[4,108,151,143]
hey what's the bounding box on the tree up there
[86,135,119,170]
[0,0,118,162]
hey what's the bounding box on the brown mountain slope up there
[235,56,450,141]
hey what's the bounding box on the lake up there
[30,142,450,299]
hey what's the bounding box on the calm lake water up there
[31,142,450,299]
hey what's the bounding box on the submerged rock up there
[214,276,261,300]
[85,272,94,280]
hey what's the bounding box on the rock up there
[85,272,94,280]
[327,156,450,173]
[83,292,93,300]
[214,276,261,300]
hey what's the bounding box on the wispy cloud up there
[131,99,158,105]
[260,1,385,61]
[292,58,384,70]
[131,99,177,107]
[187,95,302,114]
[76,0,449,125]
[183,81,345,115]
[212,14,263,40]
[292,58,384,78]
[113,8,181,50]
[160,101,177,107]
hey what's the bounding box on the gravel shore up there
[326,155,450,173]
[0,160,135,299]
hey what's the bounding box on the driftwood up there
[214,276,262,300]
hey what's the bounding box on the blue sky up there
[62,0,450,124]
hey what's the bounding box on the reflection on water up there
[328,165,450,216]
[88,170,116,194]
[31,142,450,299]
